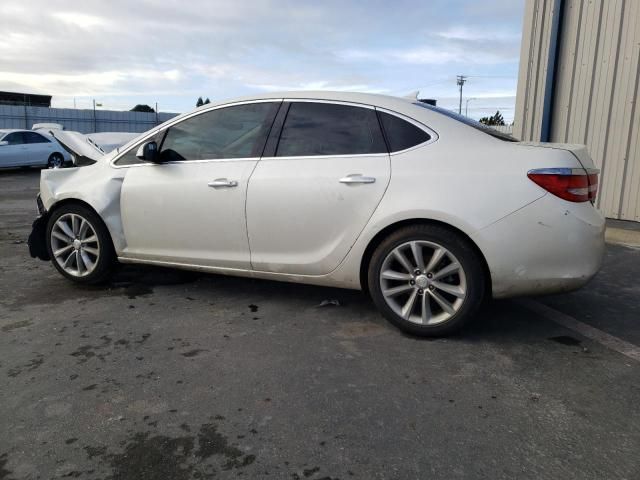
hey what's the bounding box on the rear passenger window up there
[24,132,50,143]
[379,112,430,152]
[276,102,386,157]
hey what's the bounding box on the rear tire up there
[46,204,116,284]
[367,224,486,337]
[47,153,65,168]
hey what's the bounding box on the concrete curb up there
[605,227,640,248]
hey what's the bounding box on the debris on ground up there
[316,299,341,308]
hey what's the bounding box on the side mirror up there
[136,141,159,162]
[0,141,8,146]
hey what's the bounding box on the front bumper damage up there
[27,194,50,261]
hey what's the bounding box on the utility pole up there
[457,75,467,115]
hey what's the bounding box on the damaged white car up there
[28,92,605,336]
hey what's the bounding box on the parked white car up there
[0,129,69,168]
[28,91,605,336]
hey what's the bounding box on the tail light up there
[527,168,599,203]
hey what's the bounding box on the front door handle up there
[339,174,376,184]
[208,178,238,188]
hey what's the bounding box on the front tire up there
[368,224,486,337]
[46,204,116,284]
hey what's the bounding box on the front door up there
[119,101,280,269]
[0,132,29,167]
[246,101,391,275]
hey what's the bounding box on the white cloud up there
[0,0,525,112]
[436,26,521,42]
[51,12,109,29]
[247,81,388,94]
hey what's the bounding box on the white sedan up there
[28,92,605,336]
[0,129,69,168]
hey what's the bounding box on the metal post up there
[540,0,564,142]
[456,75,467,115]
[23,94,28,129]
[155,102,159,125]
[465,97,476,117]
[93,99,97,133]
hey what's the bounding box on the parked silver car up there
[0,129,69,168]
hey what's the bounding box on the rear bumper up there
[472,194,605,299]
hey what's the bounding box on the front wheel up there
[46,204,116,284]
[368,225,486,337]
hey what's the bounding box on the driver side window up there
[159,102,279,162]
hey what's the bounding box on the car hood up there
[49,130,139,166]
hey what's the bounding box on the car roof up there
[197,90,417,113]
[116,91,509,155]
[160,90,434,131]
[0,129,56,141]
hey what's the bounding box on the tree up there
[196,97,204,107]
[204,97,211,105]
[479,110,505,126]
[130,104,155,113]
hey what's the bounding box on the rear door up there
[24,131,54,166]
[246,101,391,275]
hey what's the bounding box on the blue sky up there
[0,0,525,121]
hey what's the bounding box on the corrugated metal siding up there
[515,0,640,221]
[514,0,561,141]
[0,106,178,134]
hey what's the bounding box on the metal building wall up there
[514,0,640,221]
[0,106,178,134]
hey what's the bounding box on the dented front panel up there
[40,161,128,252]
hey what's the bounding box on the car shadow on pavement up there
[103,264,541,342]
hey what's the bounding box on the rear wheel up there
[46,204,116,284]
[47,153,65,168]
[368,224,486,337]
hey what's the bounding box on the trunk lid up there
[517,142,598,171]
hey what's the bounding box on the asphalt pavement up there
[1,168,638,480]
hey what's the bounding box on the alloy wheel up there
[50,213,101,277]
[49,154,64,168]
[379,240,467,325]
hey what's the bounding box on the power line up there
[465,75,517,79]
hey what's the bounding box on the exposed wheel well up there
[359,219,492,296]
[49,198,98,216]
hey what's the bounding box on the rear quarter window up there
[413,102,517,142]
[378,112,431,152]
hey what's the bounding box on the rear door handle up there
[339,174,376,184]
[208,178,238,188]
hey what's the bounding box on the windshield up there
[414,102,518,142]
